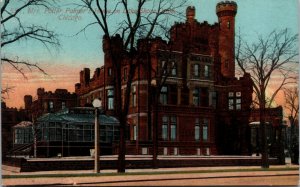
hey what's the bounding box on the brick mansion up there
[74,1,279,156]
[7,1,284,158]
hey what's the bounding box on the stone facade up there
[75,2,255,156]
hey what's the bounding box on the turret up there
[216,1,237,78]
[24,95,32,110]
[37,88,45,97]
[80,68,90,86]
[186,6,195,23]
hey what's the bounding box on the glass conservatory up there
[13,107,119,157]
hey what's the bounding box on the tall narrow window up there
[108,68,112,76]
[204,65,209,78]
[193,88,200,106]
[210,92,217,108]
[49,101,53,109]
[124,68,127,81]
[195,118,200,141]
[174,147,178,155]
[132,85,136,107]
[194,64,199,77]
[203,119,209,141]
[163,147,168,155]
[170,116,177,141]
[162,61,167,75]
[228,92,234,110]
[49,101,54,112]
[133,125,137,140]
[107,89,114,110]
[171,61,177,76]
[236,92,242,110]
[160,86,168,105]
[61,101,66,109]
[162,116,168,140]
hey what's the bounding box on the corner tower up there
[186,6,195,23]
[216,1,237,78]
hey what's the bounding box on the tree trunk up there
[111,50,126,173]
[260,86,269,168]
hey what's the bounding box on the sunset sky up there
[1,0,299,109]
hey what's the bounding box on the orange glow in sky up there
[2,63,84,108]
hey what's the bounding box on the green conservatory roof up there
[37,107,119,125]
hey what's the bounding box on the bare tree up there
[75,0,187,172]
[236,29,298,168]
[284,86,299,164]
[1,85,14,100]
[1,0,60,79]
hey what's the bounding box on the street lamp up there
[93,98,102,173]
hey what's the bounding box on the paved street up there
[2,165,299,186]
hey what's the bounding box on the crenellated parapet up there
[216,1,237,17]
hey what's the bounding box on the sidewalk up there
[2,163,299,176]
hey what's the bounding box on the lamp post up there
[93,98,102,173]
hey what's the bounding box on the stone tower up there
[216,1,237,78]
[24,95,32,110]
[186,6,195,23]
[102,34,123,81]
